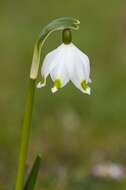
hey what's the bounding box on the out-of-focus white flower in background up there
[92,162,124,180]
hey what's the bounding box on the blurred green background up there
[1,0,126,189]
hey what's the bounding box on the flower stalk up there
[15,79,36,190]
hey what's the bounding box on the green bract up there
[30,17,80,79]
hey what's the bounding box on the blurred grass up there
[0,0,126,189]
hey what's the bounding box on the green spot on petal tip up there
[54,79,61,89]
[81,80,87,90]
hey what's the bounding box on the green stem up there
[15,79,36,190]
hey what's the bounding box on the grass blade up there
[24,155,41,190]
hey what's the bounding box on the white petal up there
[41,49,58,76]
[83,86,91,95]
[37,81,45,88]
[51,86,58,93]
[64,43,91,94]
[89,78,92,83]
[39,44,65,88]
[70,43,90,82]
[74,46,90,74]
[50,46,70,90]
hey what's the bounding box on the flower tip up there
[37,82,45,88]
[85,87,91,95]
[76,19,80,24]
[51,86,58,93]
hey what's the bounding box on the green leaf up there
[30,17,80,79]
[24,155,41,190]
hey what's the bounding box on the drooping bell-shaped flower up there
[37,29,91,95]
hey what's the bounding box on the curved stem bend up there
[30,17,80,79]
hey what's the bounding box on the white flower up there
[92,163,124,179]
[37,43,91,95]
